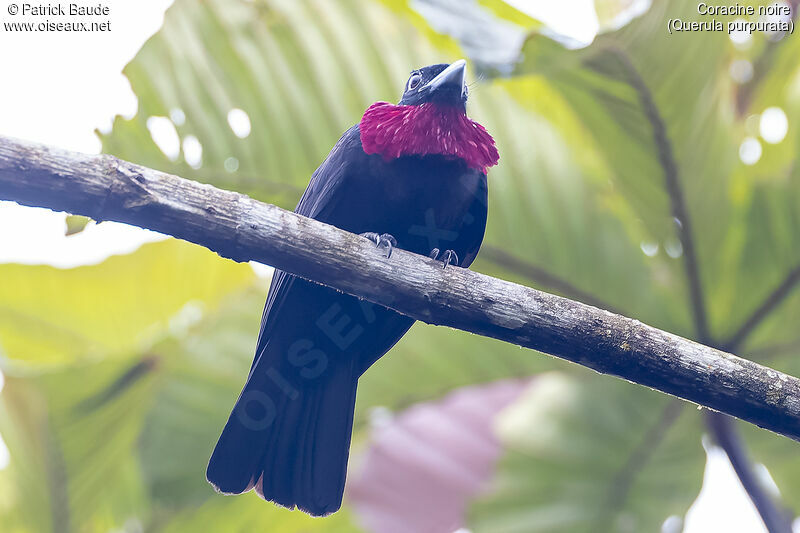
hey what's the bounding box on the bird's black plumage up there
[207,60,493,516]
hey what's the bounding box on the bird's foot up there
[360,232,397,258]
[429,248,459,269]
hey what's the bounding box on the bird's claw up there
[360,232,397,258]
[429,248,459,269]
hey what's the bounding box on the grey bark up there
[1,134,800,441]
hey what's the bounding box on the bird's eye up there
[407,73,422,91]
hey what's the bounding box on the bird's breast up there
[352,153,487,259]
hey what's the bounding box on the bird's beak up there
[425,59,467,98]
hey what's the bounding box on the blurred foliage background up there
[2,0,800,531]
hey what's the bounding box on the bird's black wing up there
[248,126,364,374]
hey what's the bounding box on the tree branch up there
[479,245,621,314]
[2,134,800,441]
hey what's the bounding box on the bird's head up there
[398,60,469,110]
[359,60,499,174]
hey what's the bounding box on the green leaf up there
[593,0,650,31]
[469,79,691,334]
[0,239,253,366]
[64,215,91,236]
[0,359,155,532]
[137,286,265,508]
[498,0,800,345]
[476,0,542,28]
[99,0,448,207]
[469,372,705,533]
[160,491,363,532]
[0,378,55,532]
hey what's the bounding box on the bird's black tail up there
[206,351,359,516]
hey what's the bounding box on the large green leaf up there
[492,1,735,334]
[469,372,705,533]
[159,491,362,532]
[0,378,56,532]
[4,0,798,529]
[715,31,800,352]
[0,359,155,532]
[469,79,691,334]
[494,0,800,346]
[99,0,451,206]
[137,286,266,509]
[0,236,254,530]
[0,239,253,366]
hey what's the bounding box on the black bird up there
[206,59,499,516]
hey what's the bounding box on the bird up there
[206,59,499,516]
